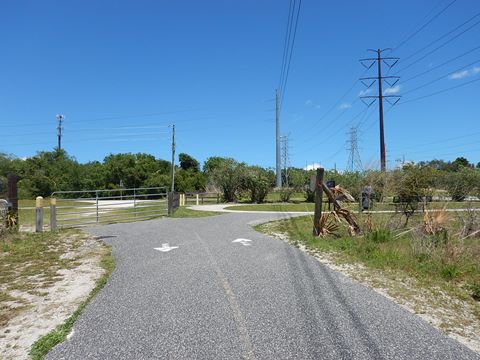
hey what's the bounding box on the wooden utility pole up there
[170,124,175,192]
[275,89,282,188]
[312,167,324,235]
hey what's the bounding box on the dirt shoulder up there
[0,230,111,360]
[260,224,480,354]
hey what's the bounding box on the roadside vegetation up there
[255,208,480,350]
[29,245,114,360]
[256,211,479,302]
[0,229,113,359]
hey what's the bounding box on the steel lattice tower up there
[346,127,362,172]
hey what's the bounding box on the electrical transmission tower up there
[359,49,401,172]
[56,114,65,150]
[281,135,290,187]
[346,127,362,172]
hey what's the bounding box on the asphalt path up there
[47,212,479,360]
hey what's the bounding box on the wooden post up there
[321,183,362,235]
[167,192,173,215]
[50,198,57,231]
[95,191,99,223]
[7,174,19,227]
[35,196,44,233]
[312,168,324,236]
[196,194,199,206]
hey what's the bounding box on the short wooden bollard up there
[196,194,199,206]
[35,196,44,233]
[50,198,57,231]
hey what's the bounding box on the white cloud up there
[304,163,322,171]
[305,99,313,105]
[358,88,372,96]
[384,85,401,95]
[339,103,352,109]
[449,70,469,80]
[449,66,480,80]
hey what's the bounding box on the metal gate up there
[51,187,168,228]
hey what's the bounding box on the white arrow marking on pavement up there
[232,238,252,247]
[154,243,179,252]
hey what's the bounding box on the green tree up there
[209,158,245,202]
[241,166,271,203]
[443,167,479,201]
[174,169,206,192]
[179,153,200,172]
[451,156,471,169]
[16,150,82,197]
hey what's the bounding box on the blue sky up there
[1,0,479,170]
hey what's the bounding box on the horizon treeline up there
[0,149,479,202]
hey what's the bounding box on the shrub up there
[304,188,315,202]
[241,167,271,203]
[279,188,294,202]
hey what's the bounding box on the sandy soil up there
[0,235,106,360]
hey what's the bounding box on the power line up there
[400,76,480,104]
[393,0,458,51]
[390,145,480,159]
[0,109,204,129]
[401,10,480,63]
[389,130,480,151]
[402,45,480,83]
[390,140,480,154]
[279,0,295,92]
[301,106,368,152]
[279,0,302,108]
[307,75,364,129]
[402,58,480,95]
[395,18,480,74]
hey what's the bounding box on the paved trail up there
[47,213,479,360]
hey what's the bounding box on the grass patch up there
[171,206,222,218]
[29,245,115,360]
[225,203,315,212]
[228,201,480,213]
[0,230,82,313]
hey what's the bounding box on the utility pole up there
[275,89,282,188]
[359,49,401,172]
[56,114,65,150]
[346,126,362,172]
[170,124,175,192]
